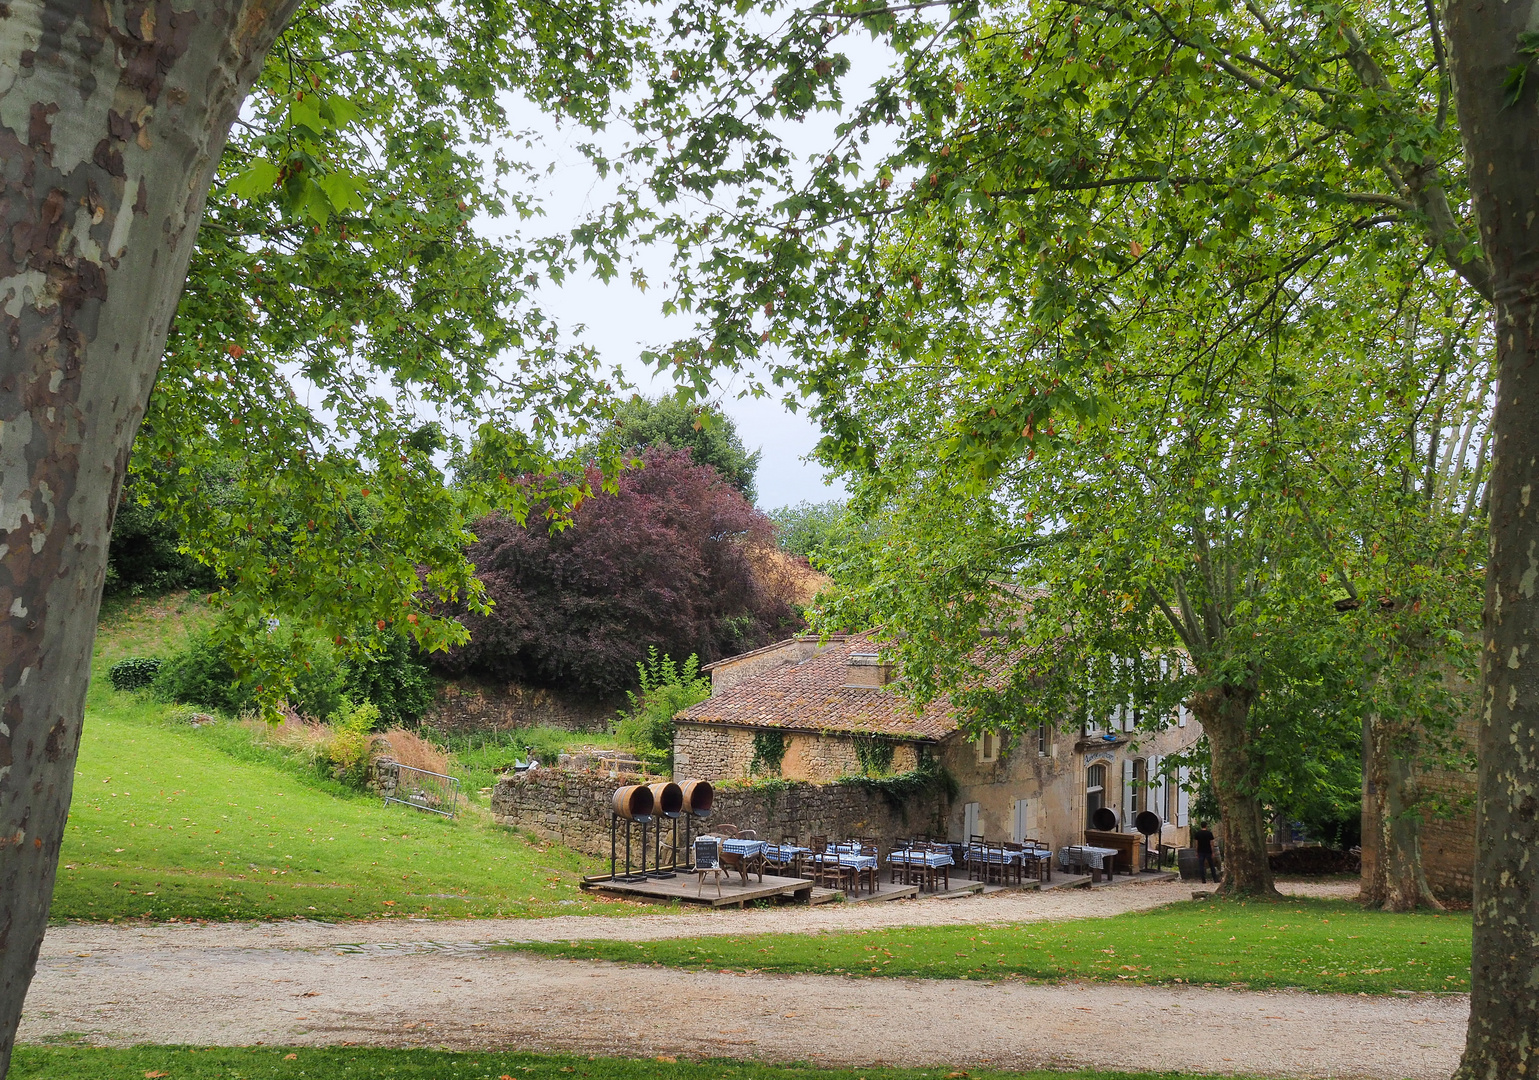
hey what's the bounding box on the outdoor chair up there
[925,841,952,892]
[1002,841,1026,886]
[858,840,880,895]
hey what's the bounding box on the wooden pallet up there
[580,871,819,908]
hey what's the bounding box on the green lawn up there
[510,897,1471,994]
[53,596,648,922]
[10,1046,1270,1080]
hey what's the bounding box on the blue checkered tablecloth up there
[810,851,878,872]
[720,838,768,858]
[965,844,1052,865]
[763,843,810,862]
[888,848,955,869]
[1057,845,1119,870]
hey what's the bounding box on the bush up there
[343,632,436,727]
[108,656,162,691]
[612,650,710,763]
[152,633,246,714]
[153,630,348,720]
[323,700,383,790]
[435,448,803,697]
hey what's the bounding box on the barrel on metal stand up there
[613,784,655,821]
[648,782,684,817]
[680,779,714,817]
[646,782,685,877]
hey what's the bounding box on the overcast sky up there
[481,33,912,511]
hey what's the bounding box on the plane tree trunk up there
[1446,0,1539,1072]
[1191,682,1279,897]
[0,3,299,1072]
[1359,714,1444,912]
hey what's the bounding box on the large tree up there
[0,0,642,1071]
[583,0,1531,1060]
[1444,1,1539,1071]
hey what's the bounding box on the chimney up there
[844,652,893,688]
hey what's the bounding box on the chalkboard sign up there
[694,838,721,870]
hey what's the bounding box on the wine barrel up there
[612,784,655,821]
[680,779,714,817]
[648,781,684,818]
[1091,806,1118,832]
[1177,847,1201,881]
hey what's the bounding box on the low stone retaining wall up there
[423,678,621,734]
[491,767,950,859]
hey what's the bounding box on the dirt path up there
[22,880,1464,1079]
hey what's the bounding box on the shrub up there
[433,448,802,698]
[612,649,710,763]
[323,700,383,790]
[343,632,436,727]
[108,656,162,691]
[153,630,348,720]
[152,633,246,714]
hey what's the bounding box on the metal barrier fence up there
[379,760,461,819]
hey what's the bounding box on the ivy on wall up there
[751,730,789,776]
[853,735,897,777]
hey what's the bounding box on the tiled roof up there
[675,634,971,741]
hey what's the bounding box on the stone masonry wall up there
[422,678,621,735]
[491,766,950,860]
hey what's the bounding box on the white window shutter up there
[1150,755,1163,822]
[1177,766,1190,826]
[1178,703,1188,728]
[1122,758,1135,826]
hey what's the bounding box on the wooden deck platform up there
[581,871,825,908]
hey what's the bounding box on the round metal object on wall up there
[1135,810,1162,836]
[680,779,714,816]
[648,781,684,818]
[1092,806,1119,831]
[612,784,656,821]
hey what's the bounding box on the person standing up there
[1193,821,1219,884]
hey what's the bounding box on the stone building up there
[673,633,1204,853]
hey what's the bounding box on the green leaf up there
[226,159,280,200]
[317,172,367,213]
[1503,64,1528,109]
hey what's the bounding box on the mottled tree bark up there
[1360,714,1443,913]
[0,2,298,1072]
[1446,0,1539,1073]
[1191,683,1278,897]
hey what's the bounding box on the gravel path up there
[22,879,1465,1079]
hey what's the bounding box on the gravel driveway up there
[21,879,1465,1079]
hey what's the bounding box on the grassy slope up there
[512,897,1471,995]
[55,595,645,922]
[11,1046,1268,1080]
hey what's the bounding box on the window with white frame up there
[975,730,999,763]
[1085,764,1107,827]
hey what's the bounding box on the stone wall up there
[673,723,925,784]
[490,766,950,860]
[422,678,621,734]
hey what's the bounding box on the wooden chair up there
[926,841,952,892]
[858,840,880,895]
[766,835,802,878]
[890,838,914,885]
[1002,841,1026,886]
[809,835,854,893]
